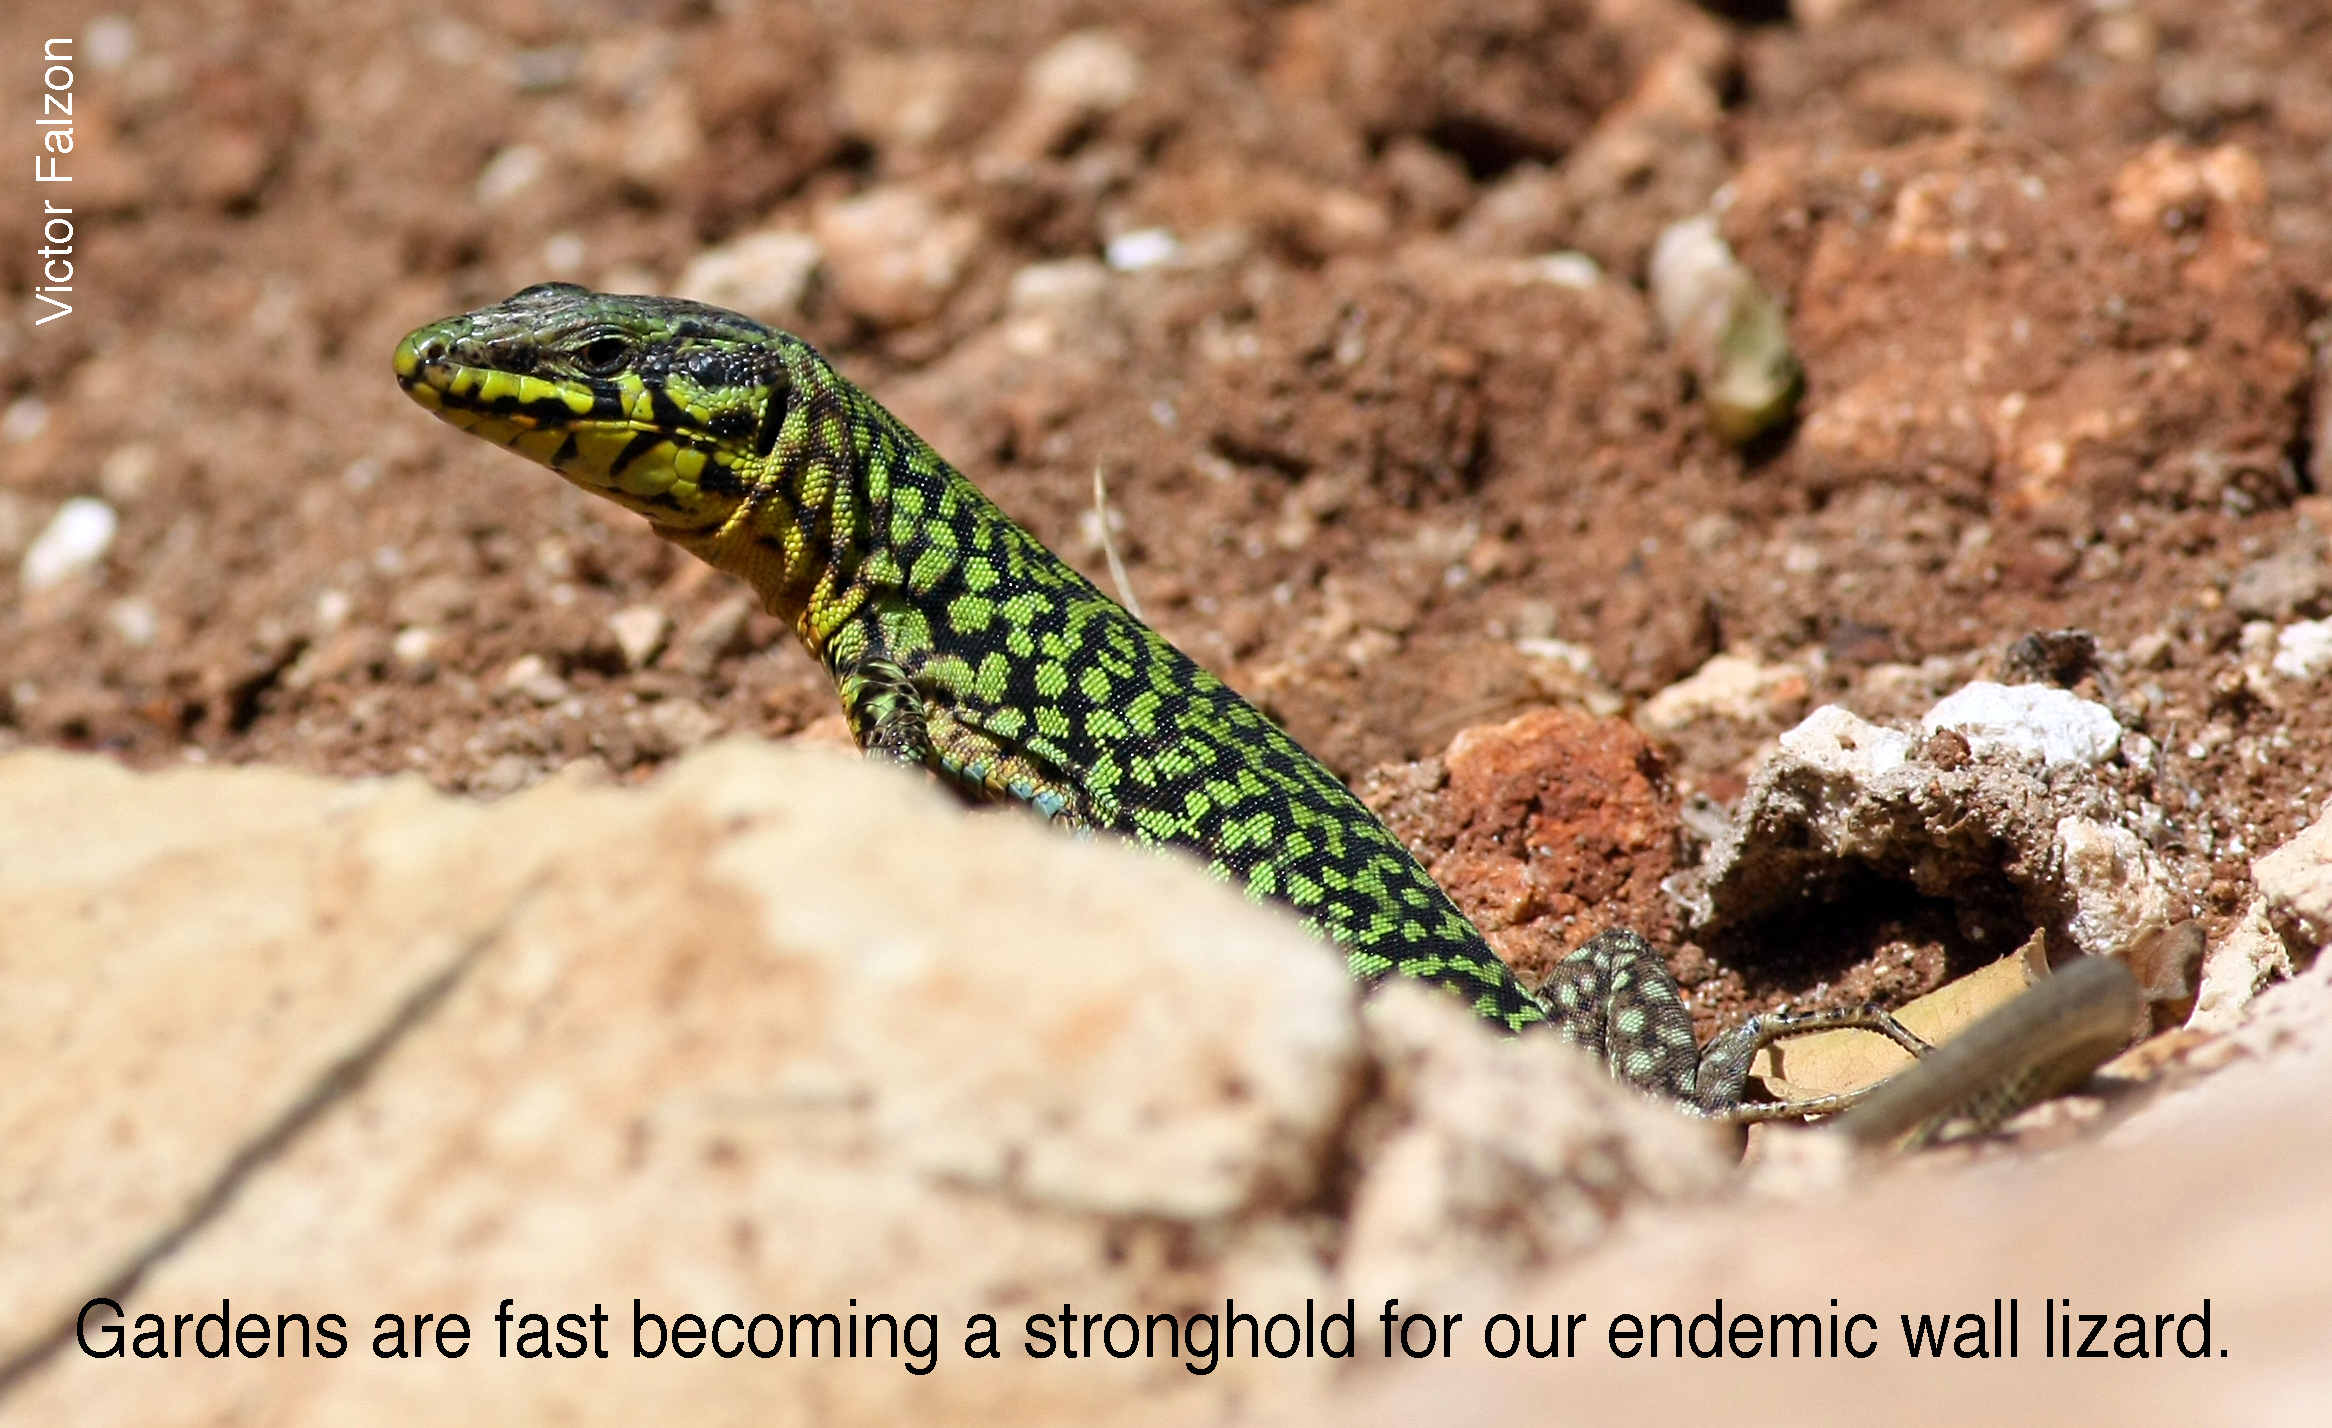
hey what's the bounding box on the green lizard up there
[395,283,1926,1118]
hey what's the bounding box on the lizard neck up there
[661,370,900,664]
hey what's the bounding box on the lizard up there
[394,282,1929,1121]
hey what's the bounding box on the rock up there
[106,597,158,649]
[1103,229,1179,273]
[2255,806,2332,961]
[18,497,117,593]
[1686,704,2176,963]
[672,594,755,679]
[1920,681,2121,768]
[499,654,570,706]
[633,697,722,756]
[2226,540,2328,620]
[834,47,970,155]
[984,30,1143,163]
[474,144,545,208]
[1022,30,1143,115]
[1358,707,1681,986]
[673,229,824,325]
[813,185,982,329]
[2192,898,2291,1033]
[1648,215,1803,445]
[1636,650,1811,734]
[1511,638,1624,717]
[97,444,158,504]
[0,742,1719,1422]
[1339,984,1729,1296]
[2272,619,2332,681]
[1302,946,2332,1423]
[606,605,669,670]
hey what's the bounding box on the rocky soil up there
[5,0,2332,1419]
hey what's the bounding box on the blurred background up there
[1,0,2328,957]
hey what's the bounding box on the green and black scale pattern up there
[396,284,1932,1116]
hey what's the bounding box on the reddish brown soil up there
[4,0,2328,1015]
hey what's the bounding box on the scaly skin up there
[395,283,1929,1114]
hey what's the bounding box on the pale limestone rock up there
[2195,806,2332,1028]
[2,742,1733,1424]
[1339,985,1729,1297]
[0,753,497,1369]
[985,31,1144,162]
[1299,946,2332,1425]
[2192,897,2290,1033]
[0,744,1360,1423]
[2254,805,2332,960]
[1648,215,1803,445]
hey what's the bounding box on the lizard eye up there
[576,335,631,376]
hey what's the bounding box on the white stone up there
[500,654,570,706]
[1007,257,1111,314]
[474,144,545,208]
[1024,31,1143,114]
[390,626,434,665]
[1649,214,1739,340]
[2272,618,2332,681]
[674,229,824,324]
[1922,680,2122,767]
[1104,227,1180,272]
[19,497,118,592]
[1,396,47,443]
[106,598,157,649]
[1519,251,1602,289]
[606,605,669,670]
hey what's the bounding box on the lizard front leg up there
[834,653,936,770]
[829,636,1089,827]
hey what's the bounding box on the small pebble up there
[1105,228,1179,273]
[20,497,118,592]
[2272,619,2332,681]
[1922,681,2121,767]
[608,605,670,670]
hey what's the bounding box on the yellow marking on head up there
[673,448,706,483]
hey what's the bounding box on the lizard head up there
[393,283,805,534]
